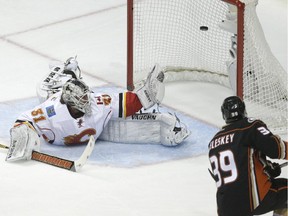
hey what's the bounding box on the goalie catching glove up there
[134,64,165,109]
[6,121,40,161]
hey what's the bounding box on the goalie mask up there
[221,96,247,124]
[62,78,91,114]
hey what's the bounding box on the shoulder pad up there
[247,117,257,123]
[246,117,267,128]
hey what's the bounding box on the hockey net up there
[127,0,287,134]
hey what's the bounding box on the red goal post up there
[127,0,287,134]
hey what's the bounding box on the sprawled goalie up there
[6,57,190,161]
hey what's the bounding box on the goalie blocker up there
[37,57,82,103]
[99,112,191,146]
[5,121,95,172]
[6,121,41,161]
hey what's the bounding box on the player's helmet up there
[221,96,246,124]
[62,78,91,114]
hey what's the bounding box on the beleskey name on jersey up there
[209,133,235,150]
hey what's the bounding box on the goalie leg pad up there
[134,64,165,109]
[99,112,190,146]
[159,113,191,146]
[6,122,41,162]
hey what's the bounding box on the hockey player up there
[208,96,287,216]
[6,57,190,161]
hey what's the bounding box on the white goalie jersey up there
[18,89,190,146]
[17,91,116,145]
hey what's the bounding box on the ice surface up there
[0,0,286,215]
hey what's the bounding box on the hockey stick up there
[279,161,288,169]
[0,143,9,149]
[0,135,95,172]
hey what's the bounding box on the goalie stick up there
[0,135,95,172]
[0,143,9,149]
[280,161,288,168]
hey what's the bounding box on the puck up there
[200,26,208,31]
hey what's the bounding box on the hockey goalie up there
[6,57,190,161]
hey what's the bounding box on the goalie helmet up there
[61,78,91,114]
[221,96,246,124]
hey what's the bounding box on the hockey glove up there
[134,64,165,109]
[263,161,281,179]
[6,121,40,161]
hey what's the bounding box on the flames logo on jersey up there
[64,128,96,145]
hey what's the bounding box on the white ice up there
[0,0,286,215]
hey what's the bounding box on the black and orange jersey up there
[208,117,287,216]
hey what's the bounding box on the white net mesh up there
[242,1,287,133]
[132,0,232,83]
[130,0,287,133]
